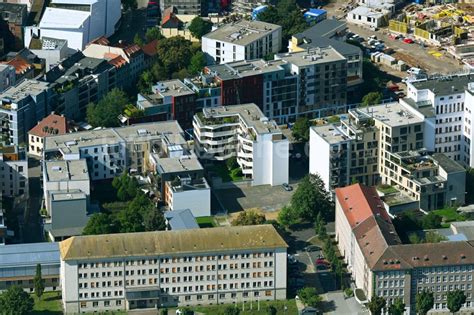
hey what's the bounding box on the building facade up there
[193,103,289,186]
[335,183,474,314]
[202,20,282,64]
[28,113,68,157]
[0,65,16,93]
[0,3,27,50]
[59,225,288,313]
[0,146,28,197]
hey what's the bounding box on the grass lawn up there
[209,163,243,182]
[433,207,467,223]
[31,291,62,315]
[376,184,398,195]
[174,299,298,315]
[196,216,217,228]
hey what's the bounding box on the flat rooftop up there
[311,124,351,145]
[44,159,89,182]
[201,103,283,135]
[366,102,424,127]
[204,20,281,46]
[157,156,203,174]
[39,7,90,29]
[207,59,287,81]
[0,80,49,104]
[44,121,186,154]
[432,153,465,174]
[50,190,87,201]
[349,6,385,18]
[0,242,60,268]
[410,74,474,96]
[275,46,345,67]
[154,80,195,97]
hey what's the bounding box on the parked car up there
[282,183,293,191]
[305,245,320,252]
[287,254,297,264]
[316,258,330,265]
[403,38,414,44]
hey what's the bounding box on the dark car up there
[282,183,293,191]
[305,245,320,252]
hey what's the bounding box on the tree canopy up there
[188,17,213,39]
[290,174,333,221]
[447,290,466,314]
[361,91,383,107]
[258,0,307,44]
[292,117,311,142]
[145,27,165,43]
[367,295,386,315]
[86,89,129,128]
[232,210,266,226]
[297,287,322,308]
[34,263,44,300]
[121,0,137,11]
[82,213,118,235]
[388,297,406,315]
[189,51,207,75]
[0,286,34,315]
[224,305,240,315]
[416,290,434,315]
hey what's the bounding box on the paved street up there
[21,158,43,243]
[322,292,369,315]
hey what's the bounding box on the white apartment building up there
[0,146,28,197]
[202,20,282,64]
[24,0,121,51]
[403,75,474,167]
[193,104,289,186]
[59,225,288,313]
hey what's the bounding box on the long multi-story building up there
[0,146,28,198]
[310,102,466,211]
[59,225,288,313]
[0,3,27,50]
[335,183,474,314]
[193,103,289,186]
[202,20,282,65]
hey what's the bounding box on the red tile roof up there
[89,36,110,46]
[142,39,158,57]
[29,113,68,137]
[2,56,33,75]
[108,55,127,68]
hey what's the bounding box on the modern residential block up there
[0,146,28,198]
[202,20,282,64]
[42,159,91,241]
[59,225,288,313]
[0,65,16,92]
[335,183,474,314]
[193,104,289,186]
[0,242,60,292]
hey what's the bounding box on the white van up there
[407,67,422,75]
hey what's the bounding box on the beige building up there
[59,225,288,313]
[28,113,68,157]
[335,183,474,314]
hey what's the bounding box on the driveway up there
[322,292,369,315]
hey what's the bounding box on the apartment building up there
[402,74,474,167]
[289,19,363,88]
[194,103,289,186]
[29,37,71,70]
[42,159,90,241]
[159,0,202,15]
[42,52,116,121]
[0,65,16,92]
[59,225,288,313]
[202,20,282,64]
[0,242,60,292]
[0,195,6,245]
[310,102,465,211]
[0,79,51,146]
[0,146,28,197]
[335,183,474,314]
[28,113,69,157]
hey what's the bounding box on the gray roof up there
[432,153,465,174]
[44,159,89,182]
[275,46,346,67]
[451,221,474,240]
[0,242,60,268]
[400,97,435,118]
[165,209,199,230]
[295,19,347,39]
[156,156,204,175]
[203,20,281,46]
[410,74,474,96]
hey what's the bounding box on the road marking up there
[305,252,316,273]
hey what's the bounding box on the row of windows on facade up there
[162,281,275,294]
[417,284,473,294]
[418,274,473,284]
[77,253,275,269]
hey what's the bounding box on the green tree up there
[138,70,155,94]
[34,263,44,299]
[267,305,277,315]
[232,210,266,226]
[179,307,194,315]
[466,167,474,203]
[188,17,213,39]
[424,231,446,243]
[292,117,311,142]
[121,0,137,10]
[0,286,34,315]
[289,174,333,222]
[447,290,466,314]
[145,27,164,43]
[408,233,422,244]
[367,295,386,315]
[388,297,406,315]
[226,156,239,170]
[416,290,434,315]
[133,34,144,47]
[156,36,193,76]
[188,51,206,74]
[278,205,297,227]
[143,208,166,231]
[361,92,383,107]
[160,309,168,315]
[297,287,322,308]
[421,212,442,229]
[258,0,306,43]
[314,212,326,238]
[224,305,240,315]
[82,213,118,235]
[86,88,129,128]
